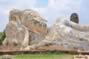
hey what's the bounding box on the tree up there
[70,13,79,24]
[0,32,6,45]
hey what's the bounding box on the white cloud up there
[0,0,38,31]
[0,0,82,31]
[34,0,82,26]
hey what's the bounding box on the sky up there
[0,0,89,32]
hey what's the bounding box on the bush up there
[0,32,6,45]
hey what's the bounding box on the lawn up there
[14,53,73,59]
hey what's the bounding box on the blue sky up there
[36,0,48,7]
[0,0,89,32]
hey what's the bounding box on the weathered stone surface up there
[27,18,89,51]
[1,55,13,59]
[3,21,26,47]
[2,9,89,52]
[73,55,89,59]
[3,9,47,49]
[9,9,47,34]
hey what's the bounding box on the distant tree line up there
[0,31,6,45]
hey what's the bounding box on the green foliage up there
[0,32,6,45]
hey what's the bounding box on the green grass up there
[14,53,73,59]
